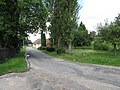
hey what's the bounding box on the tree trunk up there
[57,36,61,48]
[41,30,43,47]
[68,41,72,54]
[113,44,117,56]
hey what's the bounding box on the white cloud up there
[79,0,120,31]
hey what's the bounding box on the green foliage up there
[38,46,47,50]
[57,48,66,55]
[47,0,80,51]
[41,31,46,47]
[38,46,55,52]
[46,47,55,52]
[73,22,96,47]
[97,14,120,55]
[74,46,92,49]
[0,0,22,49]
[0,0,48,54]
[88,31,96,45]
[19,0,48,32]
[24,38,32,45]
[0,57,5,63]
[93,42,109,51]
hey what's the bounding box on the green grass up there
[42,49,120,67]
[0,48,27,75]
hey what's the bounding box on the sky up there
[28,22,51,42]
[29,0,120,42]
[78,0,120,32]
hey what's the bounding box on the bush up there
[93,42,109,51]
[38,46,47,50]
[74,46,92,49]
[57,48,66,55]
[0,57,5,63]
[46,47,55,52]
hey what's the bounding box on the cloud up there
[79,0,120,31]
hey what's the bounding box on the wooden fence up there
[0,48,17,59]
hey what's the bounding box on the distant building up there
[33,39,41,48]
[46,39,51,46]
[33,38,51,48]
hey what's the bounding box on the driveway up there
[0,47,120,90]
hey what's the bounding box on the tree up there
[74,22,88,46]
[0,0,48,53]
[46,0,80,54]
[97,14,120,55]
[19,0,48,31]
[0,0,22,51]
[62,0,80,54]
[88,31,96,45]
[41,32,46,47]
[19,0,48,50]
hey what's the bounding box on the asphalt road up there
[0,47,120,90]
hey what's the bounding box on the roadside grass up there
[42,49,120,67]
[0,47,27,76]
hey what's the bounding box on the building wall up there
[33,44,41,49]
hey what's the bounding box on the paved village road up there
[0,47,120,90]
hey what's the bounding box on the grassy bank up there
[42,49,120,67]
[0,47,27,75]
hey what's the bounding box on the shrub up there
[93,42,109,51]
[0,57,5,63]
[57,48,66,55]
[46,47,55,52]
[74,46,92,49]
[38,46,47,50]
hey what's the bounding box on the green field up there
[42,49,120,67]
[0,48,27,75]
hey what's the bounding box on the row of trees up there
[1,0,119,55]
[1,0,80,54]
[0,0,97,54]
[97,14,120,55]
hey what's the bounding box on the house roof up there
[33,39,41,45]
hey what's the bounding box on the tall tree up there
[19,0,48,48]
[41,32,46,47]
[0,0,21,50]
[0,0,48,52]
[61,0,80,54]
[19,0,48,32]
[47,0,80,54]
[74,22,88,46]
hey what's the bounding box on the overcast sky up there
[78,0,120,32]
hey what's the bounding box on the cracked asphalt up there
[0,47,120,90]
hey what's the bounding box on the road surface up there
[0,47,120,90]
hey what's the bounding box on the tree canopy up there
[47,0,80,54]
[97,14,120,55]
[0,0,48,52]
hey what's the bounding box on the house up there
[33,39,41,48]
[46,39,51,46]
[33,38,51,48]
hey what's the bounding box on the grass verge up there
[0,47,27,76]
[42,49,120,67]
